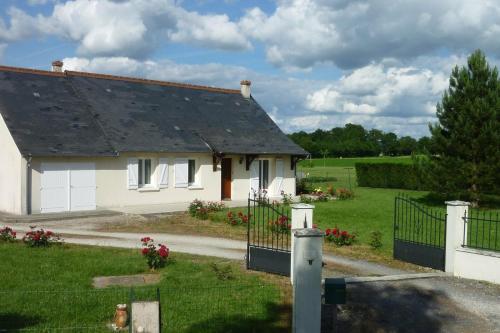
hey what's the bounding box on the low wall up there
[454,247,500,285]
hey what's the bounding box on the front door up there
[221,158,232,199]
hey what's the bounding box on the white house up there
[0,62,307,215]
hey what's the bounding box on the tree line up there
[288,124,432,158]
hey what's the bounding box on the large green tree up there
[429,50,500,204]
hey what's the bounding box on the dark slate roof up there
[0,66,307,157]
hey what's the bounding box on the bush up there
[336,188,354,200]
[369,231,383,249]
[141,237,169,270]
[325,227,356,246]
[188,199,225,220]
[268,215,291,233]
[299,195,313,204]
[226,211,249,226]
[296,178,308,194]
[280,191,293,205]
[22,226,61,247]
[355,162,428,190]
[0,226,16,242]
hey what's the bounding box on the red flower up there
[341,231,348,237]
[141,248,149,255]
[325,228,331,236]
[227,212,233,218]
[46,231,53,237]
[333,228,339,235]
[237,212,243,217]
[158,247,169,258]
[312,224,318,229]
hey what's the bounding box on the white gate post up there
[290,203,315,283]
[292,228,324,333]
[445,200,470,274]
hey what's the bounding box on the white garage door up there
[40,163,96,213]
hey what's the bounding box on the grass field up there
[299,155,413,168]
[0,242,289,332]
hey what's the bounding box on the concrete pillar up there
[445,200,470,273]
[291,203,314,283]
[292,228,324,333]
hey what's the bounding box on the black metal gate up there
[246,195,291,276]
[393,194,447,271]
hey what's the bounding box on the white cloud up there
[1,0,250,57]
[306,62,449,118]
[239,0,500,69]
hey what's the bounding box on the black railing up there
[393,194,447,248]
[247,194,291,251]
[463,210,500,252]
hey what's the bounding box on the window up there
[188,159,196,185]
[259,160,269,190]
[138,159,152,186]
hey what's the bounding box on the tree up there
[428,50,500,205]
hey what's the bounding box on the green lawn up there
[299,156,413,168]
[0,242,289,332]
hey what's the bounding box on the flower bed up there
[226,211,250,226]
[0,226,16,242]
[22,226,61,247]
[325,227,356,246]
[188,199,225,220]
[141,237,170,270]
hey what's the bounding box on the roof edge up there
[0,64,240,94]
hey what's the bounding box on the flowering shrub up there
[0,226,16,242]
[269,215,291,233]
[1,226,16,241]
[22,226,60,247]
[325,227,356,246]
[327,185,335,196]
[311,187,323,196]
[336,188,354,200]
[280,191,293,205]
[141,237,169,270]
[188,199,225,220]
[226,211,250,226]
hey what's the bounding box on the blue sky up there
[1,0,498,137]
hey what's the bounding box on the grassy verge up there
[299,156,413,168]
[0,242,290,332]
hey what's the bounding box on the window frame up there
[258,159,269,190]
[188,159,196,186]
[138,158,153,187]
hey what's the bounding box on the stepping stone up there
[93,274,161,289]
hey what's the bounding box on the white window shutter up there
[127,158,138,189]
[158,158,169,188]
[250,161,259,194]
[275,159,284,195]
[175,158,189,188]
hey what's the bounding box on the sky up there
[0,0,499,138]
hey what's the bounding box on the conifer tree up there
[429,50,500,205]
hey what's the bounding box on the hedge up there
[355,162,428,190]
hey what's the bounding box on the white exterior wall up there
[229,155,296,201]
[0,114,24,214]
[454,248,500,284]
[29,153,296,213]
[446,201,500,285]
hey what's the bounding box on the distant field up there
[298,156,413,168]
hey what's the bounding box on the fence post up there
[292,228,324,333]
[291,203,315,283]
[445,200,470,274]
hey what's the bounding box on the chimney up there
[51,60,63,72]
[240,80,251,99]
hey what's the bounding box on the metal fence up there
[0,283,288,332]
[463,210,500,252]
